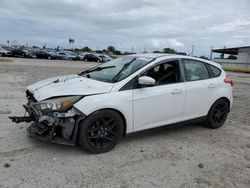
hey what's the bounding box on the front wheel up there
[204,99,229,129]
[78,110,124,153]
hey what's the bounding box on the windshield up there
[80,56,153,83]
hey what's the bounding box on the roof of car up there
[128,53,222,68]
[129,53,171,59]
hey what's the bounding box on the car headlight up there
[33,96,82,112]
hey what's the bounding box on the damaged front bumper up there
[9,95,86,145]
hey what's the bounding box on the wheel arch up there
[103,108,127,136]
[219,97,231,110]
[207,96,231,115]
[77,108,127,137]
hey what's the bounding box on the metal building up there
[212,46,250,68]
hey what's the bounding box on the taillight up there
[224,77,233,86]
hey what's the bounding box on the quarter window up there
[208,64,221,77]
[183,59,209,81]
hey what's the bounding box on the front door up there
[133,60,185,132]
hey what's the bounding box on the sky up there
[0,0,250,56]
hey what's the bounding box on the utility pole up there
[189,45,194,56]
[210,46,213,60]
[221,46,226,59]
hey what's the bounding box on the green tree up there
[69,38,75,48]
[113,50,122,55]
[176,52,187,55]
[102,49,107,53]
[153,50,162,53]
[107,46,115,52]
[199,56,209,60]
[163,48,177,54]
[81,46,92,52]
[228,55,237,60]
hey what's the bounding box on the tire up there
[78,110,124,153]
[204,99,229,129]
[84,58,87,62]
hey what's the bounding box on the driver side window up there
[145,60,180,85]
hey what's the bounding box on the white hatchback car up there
[10,54,233,153]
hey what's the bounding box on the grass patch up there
[222,66,250,73]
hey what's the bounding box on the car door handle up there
[208,84,215,88]
[171,89,182,94]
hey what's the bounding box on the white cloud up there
[150,39,184,49]
[208,18,250,32]
[0,0,249,56]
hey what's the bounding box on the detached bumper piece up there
[9,116,34,123]
[10,102,85,146]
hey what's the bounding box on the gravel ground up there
[0,57,249,188]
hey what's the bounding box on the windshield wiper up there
[112,59,135,82]
[79,66,115,75]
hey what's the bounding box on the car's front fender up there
[74,90,134,133]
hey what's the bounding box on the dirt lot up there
[0,57,249,188]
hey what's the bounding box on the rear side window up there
[183,59,210,81]
[208,64,221,77]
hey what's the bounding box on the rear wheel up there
[205,99,229,129]
[78,110,124,153]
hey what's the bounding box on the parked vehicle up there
[23,49,37,59]
[11,49,34,58]
[98,54,113,62]
[83,53,103,62]
[56,51,78,60]
[0,47,11,56]
[10,54,233,153]
[35,50,57,60]
[78,52,88,61]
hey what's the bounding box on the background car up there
[35,50,57,60]
[83,53,103,62]
[56,51,79,60]
[11,49,34,58]
[0,47,11,56]
[98,54,113,62]
[23,49,36,58]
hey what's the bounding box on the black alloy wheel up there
[205,99,229,129]
[78,110,124,153]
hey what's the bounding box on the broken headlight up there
[33,96,82,112]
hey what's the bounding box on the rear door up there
[133,59,186,131]
[181,59,218,120]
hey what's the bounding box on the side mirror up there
[138,76,155,86]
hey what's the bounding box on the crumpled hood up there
[27,74,114,101]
